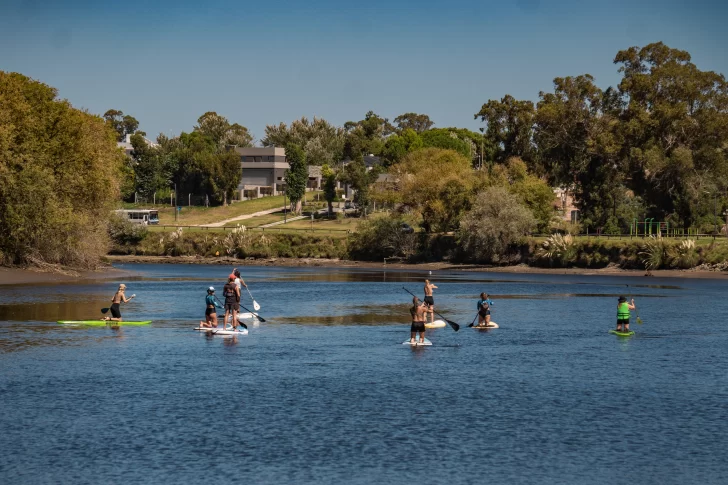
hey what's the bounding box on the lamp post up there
[174,182,178,222]
[284,186,287,224]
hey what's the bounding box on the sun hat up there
[208,286,215,292]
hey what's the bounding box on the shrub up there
[668,239,698,269]
[108,214,149,246]
[349,216,418,260]
[639,236,669,270]
[536,233,576,267]
[458,187,536,263]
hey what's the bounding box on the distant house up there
[233,146,323,199]
[117,133,157,157]
[553,188,579,222]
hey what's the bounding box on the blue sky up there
[1,0,726,142]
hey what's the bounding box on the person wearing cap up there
[199,287,224,328]
[616,296,636,332]
[103,284,135,322]
[223,274,241,330]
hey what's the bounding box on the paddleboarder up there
[232,268,248,292]
[409,296,427,344]
[423,279,437,324]
[616,296,636,333]
[103,284,135,322]
[223,274,241,330]
[476,292,494,327]
[199,287,224,328]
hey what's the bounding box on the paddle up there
[100,294,135,317]
[214,295,248,329]
[467,312,479,328]
[245,286,261,311]
[402,287,459,331]
[626,285,644,324]
[239,303,266,323]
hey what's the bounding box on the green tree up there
[1,72,124,267]
[284,143,308,214]
[340,159,378,211]
[614,42,728,229]
[393,112,434,133]
[342,111,394,160]
[103,109,139,142]
[459,187,536,262]
[382,128,423,166]
[263,117,344,166]
[322,163,337,217]
[475,95,536,167]
[420,129,472,159]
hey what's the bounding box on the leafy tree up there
[131,133,167,197]
[1,72,124,267]
[263,117,344,166]
[342,111,394,160]
[614,42,728,229]
[503,158,557,232]
[194,111,231,145]
[349,215,419,261]
[394,112,434,133]
[382,128,423,166]
[420,129,472,159]
[322,163,337,216]
[103,109,139,142]
[459,187,536,262]
[340,159,378,211]
[224,123,253,147]
[390,148,474,232]
[475,95,536,167]
[284,143,308,214]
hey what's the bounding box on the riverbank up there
[0,265,134,286]
[105,255,728,279]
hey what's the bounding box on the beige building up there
[234,146,322,199]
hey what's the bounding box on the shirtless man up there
[423,279,438,324]
[409,297,427,344]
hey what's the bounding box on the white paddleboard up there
[194,326,248,336]
[403,338,432,346]
[473,322,499,329]
[425,320,446,329]
[237,312,258,322]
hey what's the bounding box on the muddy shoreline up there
[104,255,728,280]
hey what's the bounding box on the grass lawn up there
[127,192,322,226]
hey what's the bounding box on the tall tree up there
[322,163,337,217]
[263,117,344,166]
[382,128,423,166]
[1,73,124,267]
[475,95,536,167]
[394,112,434,133]
[223,123,254,147]
[284,143,308,214]
[342,111,394,160]
[194,112,231,145]
[614,42,728,229]
[103,109,139,142]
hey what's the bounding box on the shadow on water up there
[0,301,114,322]
[453,293,669,300]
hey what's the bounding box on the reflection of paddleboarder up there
[423,279,437,324]
[409,297,427,344]
[616,296,635,333]
[476,293,494,327]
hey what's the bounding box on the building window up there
[277,177,283,181]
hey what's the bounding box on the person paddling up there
[476,292,494,327]
[199,287,224,329]
[223,274,240,330]
[103,284,135,322]
[423,279,438,324]
[616,296,636,333]
[409,296,427,344]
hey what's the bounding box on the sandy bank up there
[105,255,728,280]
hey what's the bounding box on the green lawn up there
[125,192,322,226]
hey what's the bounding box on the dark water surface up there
[1,264,727,484]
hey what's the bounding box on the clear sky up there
[1,0,726,142]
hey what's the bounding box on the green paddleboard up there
[609,329,635,337]
[57,320,152,326]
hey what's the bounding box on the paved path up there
[202,206,285,227]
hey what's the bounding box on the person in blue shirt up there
[199,287,224,328]
[476,292,494,327]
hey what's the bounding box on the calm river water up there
[1,263,727,484]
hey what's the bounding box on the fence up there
[153,225,351,234]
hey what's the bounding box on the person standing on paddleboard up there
[476,293,494,327]
[103,284,135,322]
[616,296,636,333]
[200,287,224,328]
[223,274,241,330]
[423,279,437,324]
[409,297,427,344]
[232,268,248,293]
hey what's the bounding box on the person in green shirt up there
[616,296,636,332]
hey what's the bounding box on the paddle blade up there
[253,300,261,311]
[101,308,110,314]
[637,317,644,325]
[239,322,248,330]
[447,320,460,332]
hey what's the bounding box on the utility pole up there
[174,183,178,222]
